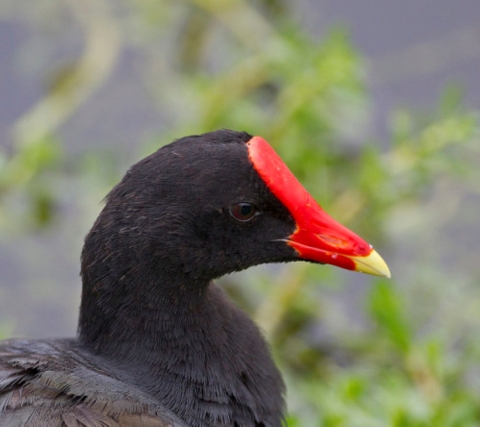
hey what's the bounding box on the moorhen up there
[0,130,390,427]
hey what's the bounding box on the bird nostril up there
[316,234,349,247]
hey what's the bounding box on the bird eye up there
[229,203,258,222]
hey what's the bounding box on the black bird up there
[0,130,390,427]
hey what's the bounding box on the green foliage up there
[368,281,412,353]
[1,0,479,425]
[0,135,62,229]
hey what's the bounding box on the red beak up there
[247,136,391,278]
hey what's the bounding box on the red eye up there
[230,203,258,222]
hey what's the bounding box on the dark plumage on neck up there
[78,130,295,426]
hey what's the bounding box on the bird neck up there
[78,259,285,426]
[78,255,210,354]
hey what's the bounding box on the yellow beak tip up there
[348,249,391,278]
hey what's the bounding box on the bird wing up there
[0,339,185,427]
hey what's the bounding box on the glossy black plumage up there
[0,130,306,427]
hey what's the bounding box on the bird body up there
[0,130,389,426]
[0,339,184,426]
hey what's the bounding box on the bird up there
[0,130,390,427]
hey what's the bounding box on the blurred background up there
[1,0,479,425]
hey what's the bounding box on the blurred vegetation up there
[1,0,479,426]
